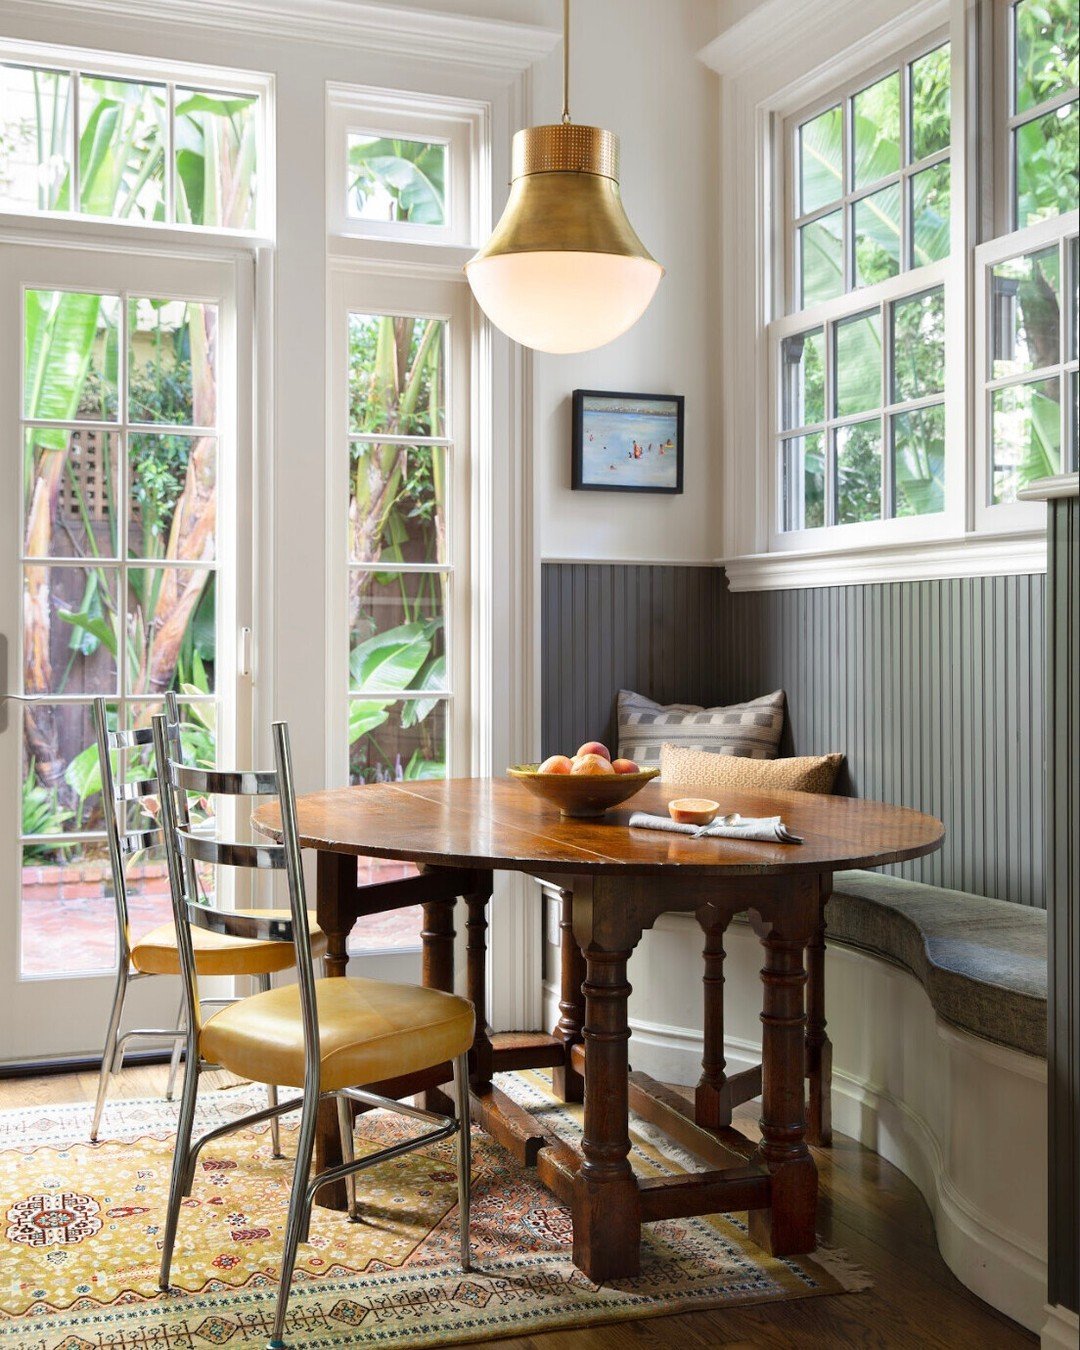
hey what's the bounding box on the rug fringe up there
[811,1241,874,1292]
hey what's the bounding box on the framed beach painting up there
[571,390,684,493]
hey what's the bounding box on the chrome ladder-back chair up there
[89,695,325,1149]
[151,715,475,1350]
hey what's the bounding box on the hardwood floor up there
[0,1066,1036,1350]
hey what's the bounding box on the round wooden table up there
[254,776,943,1283]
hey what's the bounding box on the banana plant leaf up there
[348,700,391,744]
[349,620,434,691]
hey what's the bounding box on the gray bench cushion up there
[827,870,1047,1059]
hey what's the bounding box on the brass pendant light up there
[465,0,664,355]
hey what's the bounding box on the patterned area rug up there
[0,1070,868,1347]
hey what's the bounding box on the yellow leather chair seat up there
[200,977,475,1092]
[130,910,327,978]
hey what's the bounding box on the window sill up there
[720,529,1048,591]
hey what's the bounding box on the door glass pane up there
[781,329,825,429]
[799,212,843,306]
[892,405,945,516]
[892,287,946,402]
[24,290,120,421]
[1015,102,1080,228]
[24,428,120,560]
[128,298,217,426]
[799,106,843,214]
[347,133,447,226]
[174,88,259,229]
[853,73,900,188]
[853,183,901,287]
[991,246,1061,378]
[23,565,119,695]
[0,64,72,212]
[910,44,951,159]
[348,443,447,564]
[78,76,166,221]
[349,574,447,694]
[348,313,446,436]
[911,161,951,266]
[1014,0,1079,114]
[126,567,216,694]
[782,433,825,530]
[348,698,447,784]
[991,378,1062,501]
[836,419,883,522]
[21,702,106,838]
[835,311,882,416]
[21,841,117,978]
[129,433,217,560]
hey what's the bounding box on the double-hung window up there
[766,0,1078,561]
[772,32,961,548]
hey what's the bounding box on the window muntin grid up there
[345,310,453,787]
[18,286,220,977]
[790,40,951,311]
[780,285,947,530]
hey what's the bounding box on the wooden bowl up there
[668,797,720,826]
[507,765,660,818]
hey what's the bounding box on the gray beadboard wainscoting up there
[541,562,1046,909]
[1045,494,1078,1318]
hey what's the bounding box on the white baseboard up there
[1040,1304,1079,1349]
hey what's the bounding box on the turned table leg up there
[419,895,457,1113]
[551,887,586,1104]
[572,945,641,1282]
[805,886,833,1147]
[749,924,817,1257]
[695,921,731,1129]
[314,851,356,1208]
[465,878,494,1087]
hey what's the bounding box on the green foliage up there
[836,421,883,523]
[22,762,73,857]
[348,136,446,225]
[1015,0,1079,112]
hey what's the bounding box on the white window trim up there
[326,83,489,248]
[704,0,1075,588]
[0,37,275,239]
[973,209,1080,533]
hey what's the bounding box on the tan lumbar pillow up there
[660,742,844,795]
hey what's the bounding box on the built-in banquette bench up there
[827,869,1047,1059]
[542,864,1049,1332]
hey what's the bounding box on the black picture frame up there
[571,389,685,494]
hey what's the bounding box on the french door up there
[0,242,252,1065]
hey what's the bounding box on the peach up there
[575,741,611,762]
[570,753,615,775]
[611,758,640,775]
[537,754,573,775]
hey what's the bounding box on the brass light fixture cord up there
[562,0,571,124]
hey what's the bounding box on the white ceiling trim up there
[697,0,947,84]
[0,0,561,74]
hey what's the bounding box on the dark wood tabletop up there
[253,775,944,877]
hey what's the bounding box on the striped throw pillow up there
[617,689,786,769]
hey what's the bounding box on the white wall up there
[532,0,722,564]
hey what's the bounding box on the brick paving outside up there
[21,856,424,979]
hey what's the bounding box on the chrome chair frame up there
[151,717,472,1350]
[89,694,281,1156]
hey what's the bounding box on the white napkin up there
[628,812,804,844]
